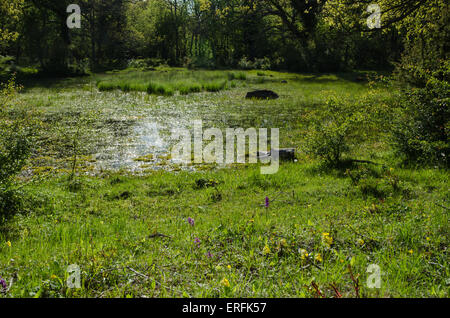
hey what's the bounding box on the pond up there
[16,72,370,174]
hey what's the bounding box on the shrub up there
[238,56,271,70]
[0,125,30,185]
[0,77,32,220]
[0,56,19,79]
[128,58,165,69]
[253,57,271,70]
[391,60,449,167]
[238,56,254,70]
[305,97,366,166]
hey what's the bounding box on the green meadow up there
[0,68,448,298]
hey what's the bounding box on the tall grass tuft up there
[202,80,227,92]
[97,81,116,91]
[228,72,247,81]
[176,82,202,95]
[147,82,174,96]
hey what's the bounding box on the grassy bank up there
[0,163,448,297]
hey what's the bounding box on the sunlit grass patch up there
[176,81,203,95]
[202,80,227,92]
[95,69,251,95]
[1,162,448,297]
[228,72,247,81]
[146,82,174,96]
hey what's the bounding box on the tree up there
[0,0,24,53]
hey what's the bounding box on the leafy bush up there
[391,60,449,167]
[0,56,19,79]
[0,56,38,80]
[0,77,32,220]
[305,97,365,166]
[253,57,271,70]
[238,56,271,70]
[238,56,253,70]
[128,58,166,69]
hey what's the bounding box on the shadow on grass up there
[16,71,91,91]
[288,70,392,84]
[305,158,384,178]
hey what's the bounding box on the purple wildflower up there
[265,196,270,208]
[0,277,6,290]
[194,237,201,247]
[206,251,213,258]
[188,217,195,226]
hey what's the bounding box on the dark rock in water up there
[246,89,279,100]
[272,148,296,161]
[257,148,296,161]
[281,80,288,83]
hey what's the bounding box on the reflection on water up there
[45,89,297,173]
[94,120,174,172]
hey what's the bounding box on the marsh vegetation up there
[0,0,448,299]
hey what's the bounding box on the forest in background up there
[0,0,447,74]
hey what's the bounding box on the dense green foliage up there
[1,0,445,73]
[392,61,449,167]
[390,0,449,166]
[305,97,367,166]
[0,77,31,221]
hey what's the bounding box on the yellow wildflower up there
[322,233,333,246]
[263,244,271,255]
[315,253,323,262]
[357,238,365,246]
[227,265,231,270]
[220,278,230,288]
[408,249,413,254]
[50,274,58,279]
[299,249,309,260]
[6,241,11,248]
